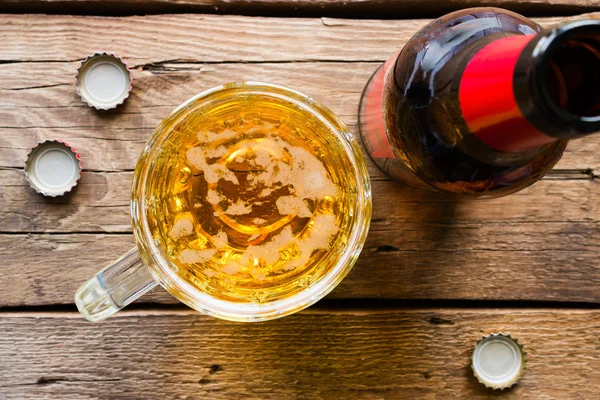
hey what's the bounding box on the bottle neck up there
[459,21,600,153]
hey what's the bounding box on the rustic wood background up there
[0,1,599,399]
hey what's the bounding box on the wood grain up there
[1,14,598,64]
[1,61,599,173]
[1,14,599,180]
[1,0,599,18]
[1,8,599,400]
[0,309,598,399]
[2,225,599,306]
[4,168,599,233]
[0,16,600,306]
[0,12,599,309]
[2,166,599,305]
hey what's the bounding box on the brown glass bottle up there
[359,8,600,199]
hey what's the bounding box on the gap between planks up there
[2,298,600,316]
[1,0,600,19]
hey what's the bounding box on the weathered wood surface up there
[2,169,599,233]
[1,0,599,18]
[1,309,599,399]
[0,13,599,308]
[1,15,598,173]
[2,226,599,305]
[1,6,600,400]
[2,169,599,306]
[1,13,598,64]
[1,62,599,173]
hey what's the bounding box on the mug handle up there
[74,247,158,322]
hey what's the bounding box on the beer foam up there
[254,147,273,167]
[187,147,208,170]
[213,129,239,143]
[303,214,339,251]
[183,134,341,275]
[205,164,239,185]
[188,135,337,212]
[259,187,275,198]
[221,261,242,275]
[187,147,240,185]
[246,137,338,202]
[198,129,239,144]
[228,212,339,274]
[281,214,339,272]
[205,145,228,158]
[225,200,253,215]
[204,269,218,278]
[206,190,222,205]
[245,125,263,135]
[250,269,266,281]
[241,226,295,265]
[168,213,194,240]
[212,231,228,248]
[248,233,261,241]
[178,248,217,264]
[276,196,312,218]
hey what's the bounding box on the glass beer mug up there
[75,82,372,322]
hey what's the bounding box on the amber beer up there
[359,8,600,198]
[143,89,363,304]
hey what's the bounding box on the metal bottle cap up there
[472,333,526,390]
[24,140,82,196]
[76,52,132,110]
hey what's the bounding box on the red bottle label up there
[459,35,556,152]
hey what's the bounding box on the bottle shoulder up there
[394,8,540,109]
[381,8,567,198]
[387,8,542,160]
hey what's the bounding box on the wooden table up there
[1,1,599,398]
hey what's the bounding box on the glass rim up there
[131,82,372,322]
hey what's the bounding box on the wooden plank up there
[1,169,132,233]
[1,224,599,306]
[0,14,598,64]
[1,15,599,175]
[1,13,599,307]
[0,14,427,63]
[1,0,599,19]
[2,171,599,306]
[1,61,599,173]
[2,168,599,233]
[2,169,599,306]
[0,309,598,399]
[0,233,176,306]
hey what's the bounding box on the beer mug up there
[75,82,371,322]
